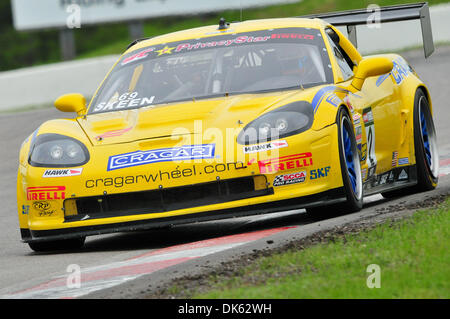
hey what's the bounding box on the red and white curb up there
[2,226,294,299]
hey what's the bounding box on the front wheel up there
[306,107,363,214]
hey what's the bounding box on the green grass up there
[78,0,450,59]
[192,199,450,299]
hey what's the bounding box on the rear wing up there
[300,2,434,58]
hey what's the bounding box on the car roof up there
[124,17,327,55]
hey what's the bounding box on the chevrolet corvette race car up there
[17,3,439,251]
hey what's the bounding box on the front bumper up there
[18,124,343,242]
[20,187,345,243]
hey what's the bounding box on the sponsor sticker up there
[273,171,307,186]
[243,140,288,154]
[398,157,409,165]
[26,186,66,201]
[107,144,216,171]
[398,169,408,180]
[363,107,377,173]
[22,205,29,215]
[256,153,313,174]
[310,166,331,179]
[86,161,247,188]
[43,168,83,178]
[96,127,132,140]
[32,201,56,217]
[355,126,363,144]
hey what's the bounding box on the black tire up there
[28,237,86,253]
[306,107,363,214]
[382,89,438,198]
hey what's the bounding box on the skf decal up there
[256,153,313,174]
[243,140,288,154]
[108,144,216,171]
[310,166,331,179]
[96,127,132,140]
[273,171,307,186]
[43,168,83,178]
[26,186,66,201]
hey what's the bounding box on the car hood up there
[77,90,309,146]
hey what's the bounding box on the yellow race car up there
[17,3,439,251]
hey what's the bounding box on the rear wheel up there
[306,107,362,214]
[28,237,86,253]
[382,89,438,198]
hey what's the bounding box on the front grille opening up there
[64,175,272,221]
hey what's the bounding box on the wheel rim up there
[341,116,362,200]
[418,96,439,178]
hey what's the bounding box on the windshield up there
[89,27,333,114]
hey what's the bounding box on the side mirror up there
[351,57,393,91]
[54,93,87,115]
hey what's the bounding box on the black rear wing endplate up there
[300,2,434,58]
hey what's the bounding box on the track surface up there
[0,47,449,298]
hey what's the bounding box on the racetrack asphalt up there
[0,46,449,298]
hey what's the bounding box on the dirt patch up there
[143,193,448,299]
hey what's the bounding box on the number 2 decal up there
[363,107,377,176]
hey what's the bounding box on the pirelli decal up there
[26,186,66,201]
[257,153,313,174]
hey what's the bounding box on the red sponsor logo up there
[271,33,314,40]
[256,153,313,174]
[26,186,66,201]
[121,48,154,65]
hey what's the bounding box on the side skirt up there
[362,165,417,196]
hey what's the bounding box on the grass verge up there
[187,198,450,299]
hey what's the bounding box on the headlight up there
[29,134,90,167]
[237,101,314,145]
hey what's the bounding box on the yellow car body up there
[17,17,438,248]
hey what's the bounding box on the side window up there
[325,28,354,81]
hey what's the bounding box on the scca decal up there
[26,186,66,201]
[108,144,216,171]
[310,166,331,179]
[256,153,313,174]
